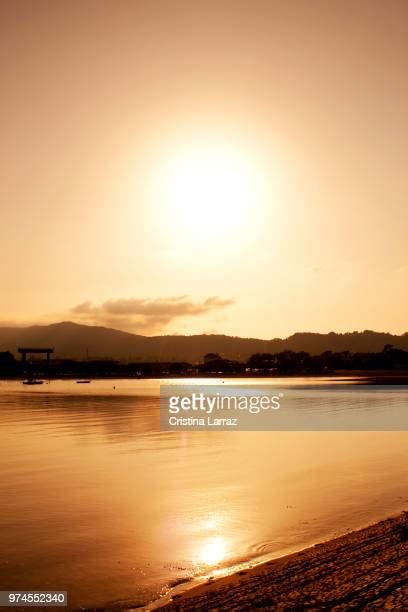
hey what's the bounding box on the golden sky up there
[1,0,407,338]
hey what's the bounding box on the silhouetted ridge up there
[0,323,407,361]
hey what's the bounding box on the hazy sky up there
[1,0,407,338]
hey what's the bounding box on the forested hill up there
[0,322,407,362]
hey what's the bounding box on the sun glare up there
[198,536,227,565]
[155,144,265,241]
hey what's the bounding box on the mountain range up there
[0,322,407,362]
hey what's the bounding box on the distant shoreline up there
[2,371,408,384]
[152,512,408,611]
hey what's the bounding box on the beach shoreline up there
[147,512,407,611]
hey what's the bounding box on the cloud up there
[70,296,234,334]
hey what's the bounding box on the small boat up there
[23,379,44,385]
[76,380,91,384]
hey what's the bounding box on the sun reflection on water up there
[198,536,227,565]
[201,514,220,531]
[194,513,230,565]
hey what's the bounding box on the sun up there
[155,143,265,241]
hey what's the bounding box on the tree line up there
[1,344,408,378]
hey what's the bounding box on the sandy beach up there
[154,512,408,611]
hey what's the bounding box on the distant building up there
[18,347,54,365]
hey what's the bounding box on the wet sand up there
[155,512,407,611]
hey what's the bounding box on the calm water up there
[0,378,407,608]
